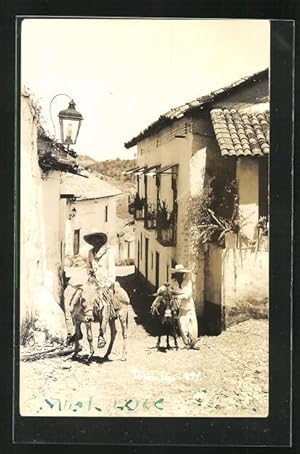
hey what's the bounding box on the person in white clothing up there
[85,232,116,289]
[84,232,117,348]
[170,264,200,350]
[66,232,117,348]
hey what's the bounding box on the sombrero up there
[83,232,108,246]
[170,264,191,273]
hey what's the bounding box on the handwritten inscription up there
[37,396,102,413]
[37,397,165,414]
[113,398,164,411]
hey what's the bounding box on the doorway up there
[137,240,140,272]
[155,252,160,289]
[73,229,80,255]
[145,237,149,281]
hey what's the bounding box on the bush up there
[185,178,240,254]
[20,310,37,346]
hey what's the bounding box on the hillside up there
[77,154,97,168]
[88,158,136,183]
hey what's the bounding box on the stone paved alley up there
[20,265,268,418]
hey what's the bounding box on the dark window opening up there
[259,157,269,219]
[105,205,108,222]
[145,238,149,280]
[155,252,160,289]
[210,160,237,221]
[73,229,80,255]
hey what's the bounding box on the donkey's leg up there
[98,304,109,349]
[73,322,82,357]
[104,319,117,360]
[166,333,171,350]
[85,322,94,362]
[173,320,179,350]
[156,335,161,349]
[119,309,128,361]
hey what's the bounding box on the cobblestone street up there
[20,266,268,418]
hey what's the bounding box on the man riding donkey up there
[67,232,126,349]
[151,264,200,350]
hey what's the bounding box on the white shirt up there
[87,245,116,287]
[155,275,195,311]
[169,277,195,311]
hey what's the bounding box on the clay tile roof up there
[210,107,269,158]
[125,68,268,148]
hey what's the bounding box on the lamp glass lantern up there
[58,100,83,145]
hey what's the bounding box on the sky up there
[21,19,270,161]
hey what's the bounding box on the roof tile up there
[210,107,269,157]
[125,69,268,148]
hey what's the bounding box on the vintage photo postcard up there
[18,18,271,419]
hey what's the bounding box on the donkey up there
[69,280,129,362]
[150,283,180,350]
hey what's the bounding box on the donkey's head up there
[154,284,179,324]
[79,283,101,323]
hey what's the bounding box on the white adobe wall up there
[20,94,66,342]
[223,246,268,326]
[67,195,121,259]
[237,158,260,240]
[205,242,268,329]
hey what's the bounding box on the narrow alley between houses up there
[20,264,268,418]
[19,23,271,425]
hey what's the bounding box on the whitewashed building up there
[60,173,125,260]
[125,69,269,331]
[20,91,81,343]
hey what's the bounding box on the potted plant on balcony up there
[156,201,167,240]
[128,193,145,219]
[128,194,136,216]
[157,201,177,244]
[135,193,145,219]
[146,203,156,229]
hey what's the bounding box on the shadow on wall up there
[202,297,269,336]
[202,302,223,336]
[117,272,213,338]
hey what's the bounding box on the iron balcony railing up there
[156,203,177,246]
[144,202,157,230]
[128,193,145,220]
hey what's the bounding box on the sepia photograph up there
[19,18,270,418]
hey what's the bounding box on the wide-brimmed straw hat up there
[83,232,108,246]
[170,264,191,273]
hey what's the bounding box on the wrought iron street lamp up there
[58,100,83,145]
[50,94,83,145]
